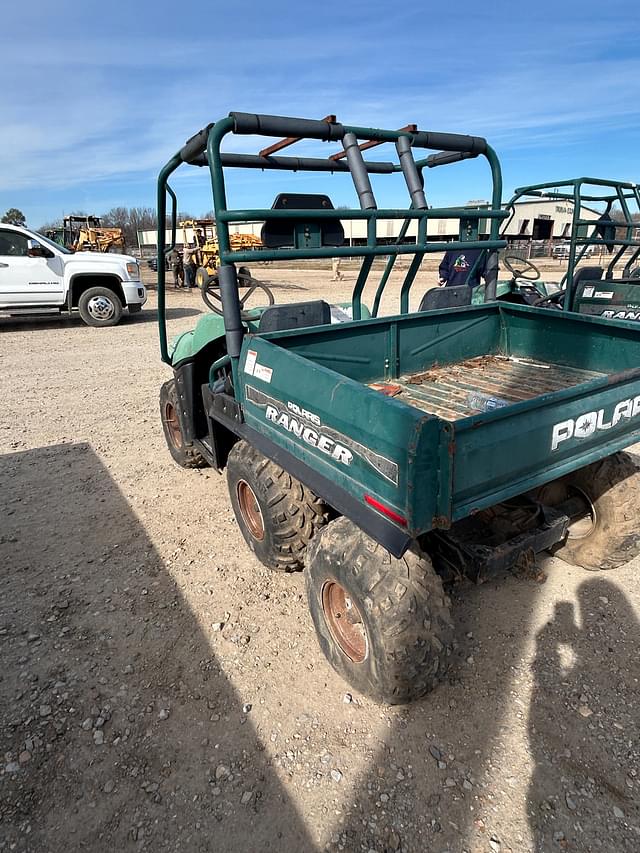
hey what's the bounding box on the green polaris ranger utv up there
[472,177,640,314]
[157,113,640,704]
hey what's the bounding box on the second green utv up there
[157,113,640,703]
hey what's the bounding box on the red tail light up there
[364,494,407,527]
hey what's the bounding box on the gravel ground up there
[1,264,639,852]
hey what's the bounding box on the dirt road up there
[1,267,639,852]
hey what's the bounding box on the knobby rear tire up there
[305,516,454,704]
[159,380,206,469]
[539,451,640,571]
[226,440,328,571]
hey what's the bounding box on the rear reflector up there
[364,494,407,527]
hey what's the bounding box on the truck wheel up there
[226,440,327,571]
[305,517,454,704]
[159,380,206,469]
[78,287,123,327]
[538,451,640,570]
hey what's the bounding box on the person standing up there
[331,257,344,281]
[438,247,487,288]
[194,229,206,267]
[170,248,184,288]
[183,243,197,289]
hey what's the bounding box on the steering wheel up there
[532,289,565,308]
[202,270,275,319]
[503,253,541,282]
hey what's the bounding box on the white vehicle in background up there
[552,242,594,260]
[0,223,147,327]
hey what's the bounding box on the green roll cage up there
[504,177,640,304]
[157,112,509,366]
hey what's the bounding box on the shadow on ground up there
[0,443,315,852]
[527,578,640,851]
[329,566,640,852]
[0,306,201,332]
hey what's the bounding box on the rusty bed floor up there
[377,355,605,421]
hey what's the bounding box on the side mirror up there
[27,239,53,259]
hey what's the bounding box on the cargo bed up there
[390,356,605,421]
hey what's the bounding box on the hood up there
[70,251,138,265]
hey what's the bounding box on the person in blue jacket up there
[438,247,487,288]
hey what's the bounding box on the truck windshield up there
[35,231,73,254]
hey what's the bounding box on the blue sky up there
[2,0,639,228]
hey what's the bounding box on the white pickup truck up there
[0,223,147,326]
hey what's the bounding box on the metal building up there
[138,198,602,251]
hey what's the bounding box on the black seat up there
[261,193,345,249]
[257,300,332,333]
[418,285,472,311]
[594,213,616,252]
[572,266,604,292]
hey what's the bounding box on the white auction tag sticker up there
[245,349,257,375]
[254,363,273,383]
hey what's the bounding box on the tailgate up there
[449,370,640,521]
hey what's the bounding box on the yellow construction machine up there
[179,218,262,287]
[46,216,126,253]
[179,218,270,312]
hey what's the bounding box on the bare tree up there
[37,217,63,233]
[102,207,158,247]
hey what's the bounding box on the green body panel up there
[232,303,640,536]
[471,278,554,304]
[451,372,640,519]
[238,334,432,524]
[572,280,640,323]
[171,312,235,362]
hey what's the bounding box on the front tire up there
[195,266,215,289]
[159,380,206,469]
[226,440,327,571]
[78,286,123,327]
[537,451,640,570]
[305,517,454,704]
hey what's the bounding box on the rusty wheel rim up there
[164,401,182,449]
[538,482,596,541]
[565,485,597,540]
[237,480,265,541]
[321,581,367,663]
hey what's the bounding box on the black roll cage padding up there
[178,115,490,187]
[218,264,244,359]
[187,151,397,174]
[230,112,346,141]
[396,135,427,209]
[180,123,214,163]
[411,131,487,154]
[342,132,377,210]
[426,150,478,168]
[230,112,488,155]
